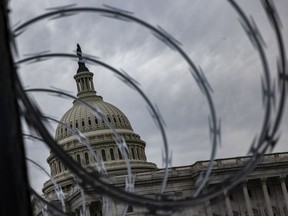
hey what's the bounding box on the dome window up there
[58,161,62,173]
[127,206,134,213]
[113,117,117,123]
[77,154,81,164]
[136,148,140,160]
[118,149,122,160]
[84,152,89,165]
[95,117,98,125]
[88,118,91,126]
[85,77,89,90]
[82,119,85,127]
[131,147,135,159]
[54,162,57,175]
[101,150,106,161]
[108,117,111,123]
[81,78,85,90]
[94,150,97,161]
[118,117,122,123]
[75,120,78,128]
[110,149,115,161]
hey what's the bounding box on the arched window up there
[143,149,147,160]
[75,120,78,128]
[88,118,91,126]
[94,150,97,161]
[101,150,106,161]
[118,149,122,160]
[77,154,81,164]
[55,162,58,174]
[95,117,98,125]
[85,77,89,90]
[81,78,85,90]
[84,152,89,165]
[110,148,115,160]
[81,118,85,127]
[136,148,140,160]
[108,117,111,123]
[127,206,134,213]
[58,160,62,173]
[131,147,135,159]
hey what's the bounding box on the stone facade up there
[34,151,288,215]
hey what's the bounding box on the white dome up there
[55,94,133,141]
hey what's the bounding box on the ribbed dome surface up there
[55,95,133,141]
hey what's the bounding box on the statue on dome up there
[76,43,82,58]
[76,43,89,73]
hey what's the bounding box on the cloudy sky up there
[9,0,288,192]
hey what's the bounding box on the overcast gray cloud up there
[10,0,288,192]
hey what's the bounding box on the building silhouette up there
[33,45,288,216]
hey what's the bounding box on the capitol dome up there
[55,94,133,142]
[43,45,157,195]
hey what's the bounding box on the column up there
[86,203,91,216]
[280,176,288,209]
[261,178,273,216]
[224,194,233,216]
[242,181,253,216]
[85,77,89,90]
[91,77,95,89]
[81,78,84,91]
[74,208,79,216]
[77,80,80,91]
[205,200,213,216]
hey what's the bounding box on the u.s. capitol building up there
[33,45,288,216]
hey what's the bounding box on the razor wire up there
[30,187,69,216]
[18,52,216,209]
[8,0,287,215]
[26,158,66,213]
[14,5,219,202]
[19,53,167,195]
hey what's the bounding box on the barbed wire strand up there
[14,6,219,197]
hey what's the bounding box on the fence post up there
[0,1,32,215]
